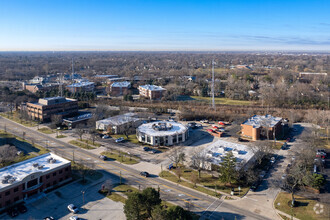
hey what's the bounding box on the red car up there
[207,129,213,132]
[212,125,220,129]
[218,121,225,126]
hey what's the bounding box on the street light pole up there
[81,191,85,205]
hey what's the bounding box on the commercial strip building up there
[108,81,131,96]
[136,121,189,146]
[138,84,166,100]
[62,113,93,129]
[96,113,141,134]
[27,97,78,122]
[0,153,71,211]
[66,81,95,93]
[241,115,283,141]
[202,140,254,170]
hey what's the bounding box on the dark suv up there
[140,171,150,177]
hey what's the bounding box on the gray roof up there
[139,84,166,91]
[111,81,131,88]
[97,113,139,126]
[242,115,282,128]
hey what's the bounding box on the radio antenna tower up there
[211,60,216,109]
[71,58,74,82]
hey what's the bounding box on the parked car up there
[212,125,220,129]
[317,149,327,157]
[206,129,214,132]
[99,155,107,161]
[43,217,55,220]
[140,171,150,177]
[17,204,27,213]
[281,142,287,150]
[102,135,110,139]
[69,216,80,220]
[7,207,19,217]
[270,157,276,164]
[281,174,287,180]
[115,137,124,143]
[67,204,79,213]
[143,147,150,151]
[200,120,209,123]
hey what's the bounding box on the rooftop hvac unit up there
[8,178,15,183]
[38,165,45,169]
[2,179,9,184]
[49,159,56,164]
[4,175,12,180]
[33,163,39,167]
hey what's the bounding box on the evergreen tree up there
[219,151,237,185]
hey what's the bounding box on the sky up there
[0,0,330,51]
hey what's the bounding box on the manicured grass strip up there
[80,139,101,147]
[160,171,221,197]
[56,135,67,138]
[101,151,139,165]
[69,140,96,150]
[190,96,254,106]
[274,192,329,220]
[0,112,38,127]
[38,127,55,134]
[100,184,139,203]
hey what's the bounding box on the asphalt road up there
[1,117,271,220]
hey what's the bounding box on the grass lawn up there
[160,171,220,197]
[38,127,55,134]
[69,140,96,150]
[99,184,139,203]
[0,130,49,168]
[190,96,255,106]
[56,135,67,138]
[274,192,329,220]
[80,139,101,147]
[111,134,140,144]
[0,112,38,127]
[101,151,139,165]
[160,168,249,196]
[71,162,104,181]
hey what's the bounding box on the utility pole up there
[211,60,216,109]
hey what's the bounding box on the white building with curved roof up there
[136,121,189,146]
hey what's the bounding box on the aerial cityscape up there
[0,0,329,220]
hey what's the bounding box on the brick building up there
[0,153,71,211]
[241,115,283,141]
[109,81,131,96]
[138,84,166,100]
[27,97,78,122]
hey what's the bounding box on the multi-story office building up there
[138,84,166,100]
[27,97,78,122]
[109,81,131,96]
[0,153,71,211]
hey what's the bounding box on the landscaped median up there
[37,127,55,134]
[99,184,139,203]
[101,150,139,165]
[159,168,249,198]
[69,139,97,150]
[274,192,329,220]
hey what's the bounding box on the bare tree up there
[0,145,17,167]
[168,147,185,167]
[251,141,274,166]
[190,172,198,187]
[50,114,63,129]
[175,167,183,182]
[74,124,85,141]
[190,148,208,178]
[88,128,98,145]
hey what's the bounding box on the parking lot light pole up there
[82,191,85,205]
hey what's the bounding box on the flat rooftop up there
[137,121,187,136]
[139,84,166,91]
[30,97,76,106]
[242,115,282,128]
[94,74,118,78]
[67,81,95,88]
[204,140,254,169]
[0,153,70,190]
[63,113,93,123]
[97,113,138,126]
[111,81,131,88]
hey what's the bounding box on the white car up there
[115,137,124,143]
[67,204,79,213]
[69,216,80,220]
[102,135,110,139]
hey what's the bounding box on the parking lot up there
[0,176,125,220]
